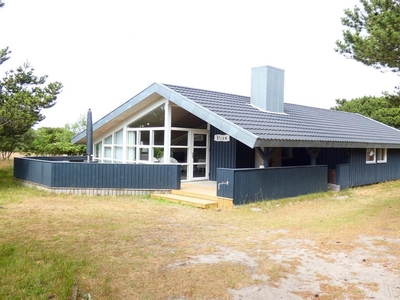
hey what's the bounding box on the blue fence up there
[14,157,181,190]
[216,165,328,205]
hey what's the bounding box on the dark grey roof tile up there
[165,84,400,146]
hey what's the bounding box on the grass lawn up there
[1,159,399,299]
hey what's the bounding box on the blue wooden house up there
[70,65,400,203]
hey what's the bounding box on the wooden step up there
[172,190,233,209]
[151,193,218,209]
[171,189,221,201]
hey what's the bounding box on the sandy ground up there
[170,232,400,299]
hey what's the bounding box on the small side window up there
[366,148,376,164]
[377,148,387,163]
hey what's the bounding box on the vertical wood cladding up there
[210,126,255,180]
[14,157,181,189]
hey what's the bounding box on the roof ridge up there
[162,83,249,99]
[163,83,351,114]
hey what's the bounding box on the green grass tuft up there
[0,243,86,300]
[0,162,51,205]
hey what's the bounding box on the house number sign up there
[214,134,230,142]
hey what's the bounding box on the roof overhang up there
[73,82,400,150]
[253,139,400,149]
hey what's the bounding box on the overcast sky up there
[1,0,399,128]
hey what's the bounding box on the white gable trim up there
[72,83,259,148]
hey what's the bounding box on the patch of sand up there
[170,235,400,299]
[230,236,400,299]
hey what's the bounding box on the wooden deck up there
[151,181,233,209]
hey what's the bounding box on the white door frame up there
[186,130,209,181]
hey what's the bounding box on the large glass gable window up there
[92,100,209,181]
[128,104,165,128]
[171,105,207,129]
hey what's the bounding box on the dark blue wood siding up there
[14,157,181,190]
[349,148,400,187]
[318,148,349,169]
[210,126,237,180]
[210,126,255,180]
[236,139,255,168]
[217,165,328,205]
[337,164,350,189]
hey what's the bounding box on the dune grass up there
[1,159,399,299]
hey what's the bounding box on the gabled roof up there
[73,82,400,149]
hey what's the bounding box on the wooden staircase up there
[151,189,233,209]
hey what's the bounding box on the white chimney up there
[251,65,285,113]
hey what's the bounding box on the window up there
[377,148,387,163]
[127,131,136,145]
[138,130,150,161]
[153,147,164,162]
[154,130,164,145]
[114,130,123,144]
[170,131,188,164]
[171,105,207,129]
[171,131,188,146]
[366,148,376,164]
[128,104,165,128]
[114,147,123,161]
[366,148,387,164]
[126,131,136,162]
[139,131,150,145]
[94,141,102,161]
[126,147,136,162]
[104,147,112,159]
[104,135,112,145]
[113,130,123,162]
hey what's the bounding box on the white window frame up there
[91,99,210,181]
[366,148,387,164]
[376,148,387,163]
[125,130,137,163]
[366,148,376,164]
[113,129,124,163]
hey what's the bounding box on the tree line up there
[334,0,400,127]
[1,117,87,159]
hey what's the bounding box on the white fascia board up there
[159,83,258,148]
[72,130,86,144]
[72,83,161,144]
[72,82,259,148]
